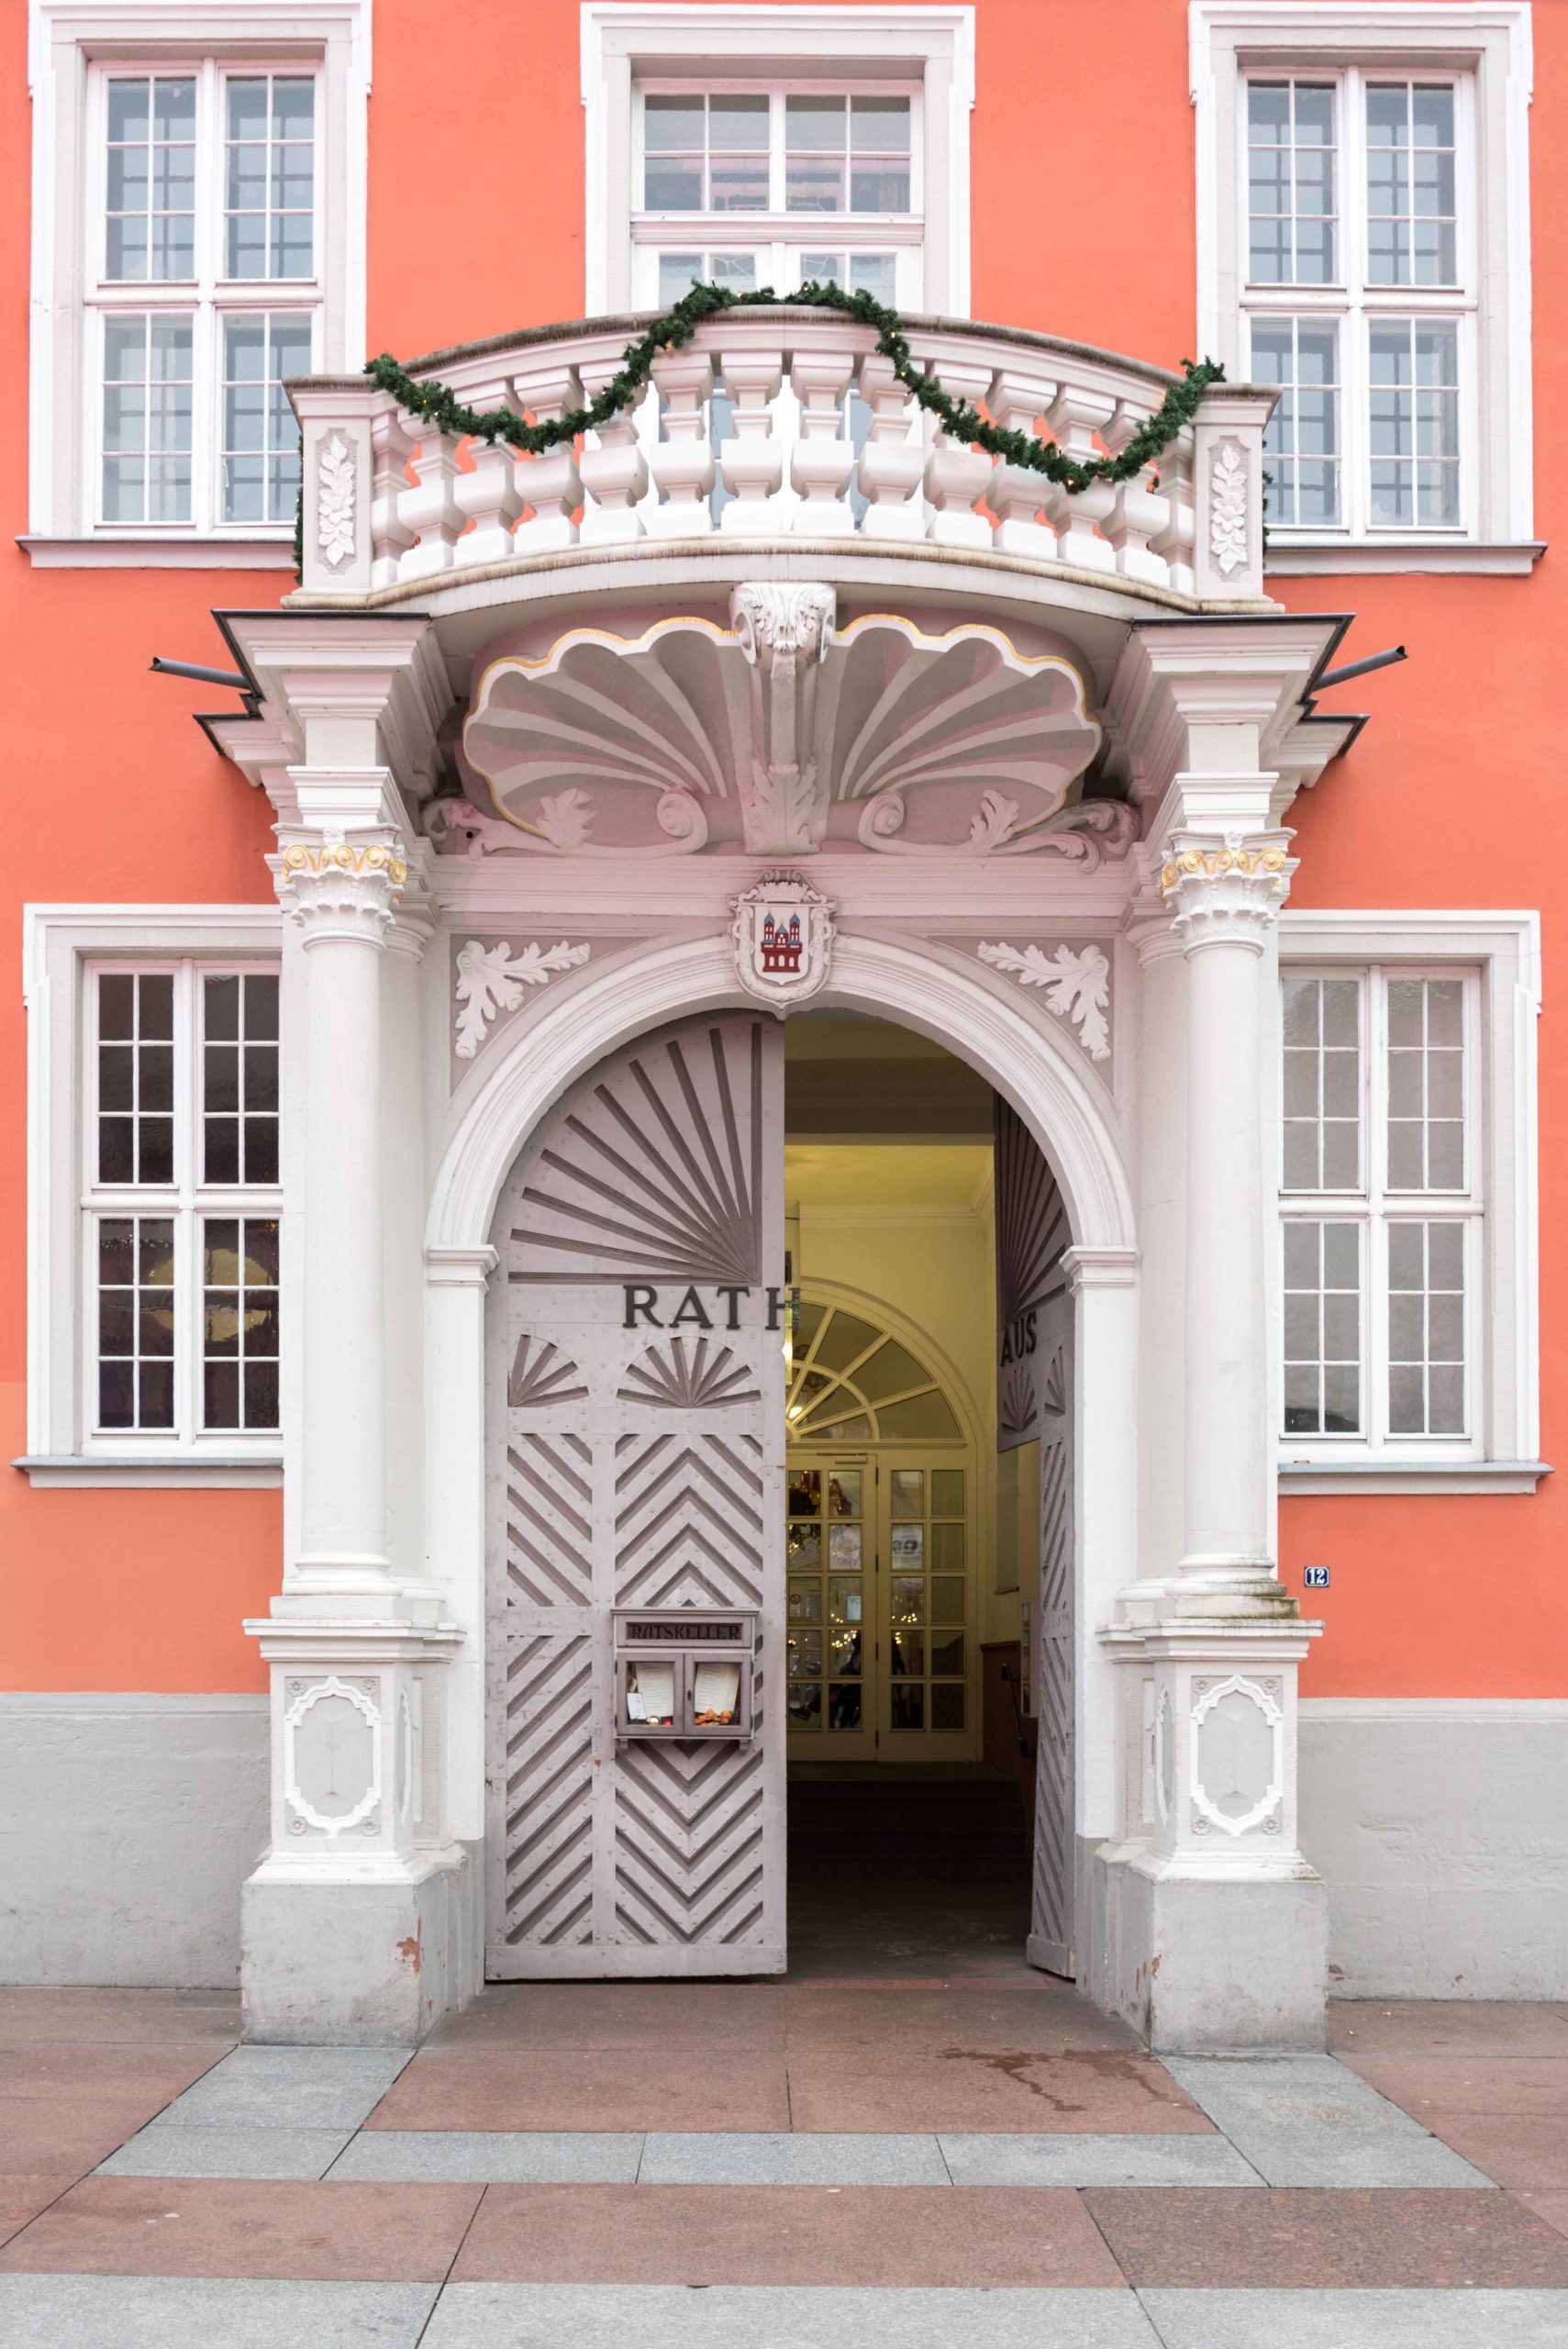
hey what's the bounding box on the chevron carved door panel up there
[994,1098,1076,1980]
[487,1016,785,1978]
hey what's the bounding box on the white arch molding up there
[420,930,1139,1873]
[427,932,1135,1257]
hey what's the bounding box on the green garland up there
[361,279,1224,498]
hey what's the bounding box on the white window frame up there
[1190,2,1538,573]
[629,80,927,310]
[1276,911,1541,1495]
[581,4,973,316]
[22,905,285,1485]
[25,0,371,567]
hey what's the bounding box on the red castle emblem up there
[759,911,804,974]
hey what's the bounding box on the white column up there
[423,1244,498,1847]
[1162,831,1293,1608]
[272,829,406,1610]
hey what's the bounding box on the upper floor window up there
[1190,5,1535,569]
[1243,70,1469,537]
[92,63,317,533]
[581,6,973,319]
[26,2,369,563]
[634,83,922,308]
[86,963,282,1447]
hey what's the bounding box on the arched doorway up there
[427,931,1138,1987]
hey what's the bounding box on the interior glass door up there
[786,1451,973,1760]
[786,1456,874,1759]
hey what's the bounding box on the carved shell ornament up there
[453,600,1118,863]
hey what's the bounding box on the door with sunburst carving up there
[485,1015,785,1978]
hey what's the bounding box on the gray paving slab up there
[639,2131,951,2185]
[1139,2288,1568,2348]
[940,2132,1264,2187]
[1163,2055,1494,2187]
[0,2275,438,2348]
[420,2284,1162,2348]
[153,2043,411,2132]
[327,2129,645,2183]
[95,2122,353,2179]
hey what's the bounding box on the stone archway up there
[422,929,1140,1959]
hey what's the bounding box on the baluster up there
[646,350,716,536]
[986,367,1060,559]
[1043,385,1119,573]
[717,342,784,533]
[369,403,414,590]
[1149,428,1196,596]
[396,412,463,581]
[918,355,994,550]
[578,355,649,544]
[788,336,855,536]
[855,352,926,540]
[1100,401,1171,587]
[447,376,524,568]
[510,364,583,554]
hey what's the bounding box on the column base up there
[240,1841,481,2045]
[1088,1840,1327,2053]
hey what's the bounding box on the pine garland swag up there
[360,279,1225,501]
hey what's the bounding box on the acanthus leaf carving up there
[1208,438,1249,579]
[977,941,1112,1062]
[453,937,591,1059]
[317,431,357,570]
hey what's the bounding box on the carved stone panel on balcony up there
[455,598,1103,861]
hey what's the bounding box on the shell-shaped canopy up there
[462,612,1102,857]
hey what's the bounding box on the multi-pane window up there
[87,964,282,1445]
[1242,70,1471,536]
[634,83,922,307]
[1281,967,1479,1453]
[91,62,318,532]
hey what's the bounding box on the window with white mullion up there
[83,962,281,1451]
[1244,62,1473,538]
[88,57,320,536]
[1281,963,1482,1457]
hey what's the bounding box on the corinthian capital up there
[1159,829,1295,951]
[276,827,408,943]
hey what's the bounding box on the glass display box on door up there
[613,1609,756,1741]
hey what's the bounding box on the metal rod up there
[150,656,250,689]
[1316,644,1407,690]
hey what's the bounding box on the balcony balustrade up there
[290,307,1274,607]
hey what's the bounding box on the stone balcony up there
[286,306,1278,627]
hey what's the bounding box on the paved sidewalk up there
[1,1983,1567,2344]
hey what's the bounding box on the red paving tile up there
[1082,2188,1568,2288]
[0,2102,172,2180]
[1327,2002,1568,2056]
[428,1984,787,2053]
[781,1985,1137,2055]
[0,2041,228,2105]
[364,2046,792,2133]
[785,2047,1211,2134]
[0,2177,484,2282]
[1399,2111,1568,2191]
[0,1990,241,2046]
[1340,2054,1568,2118]
[0,2179,77,2254]
[452,2183,1122,2287]
[1517,2193,1568,2242]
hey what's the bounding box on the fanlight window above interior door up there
[786,1299,961,1443]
